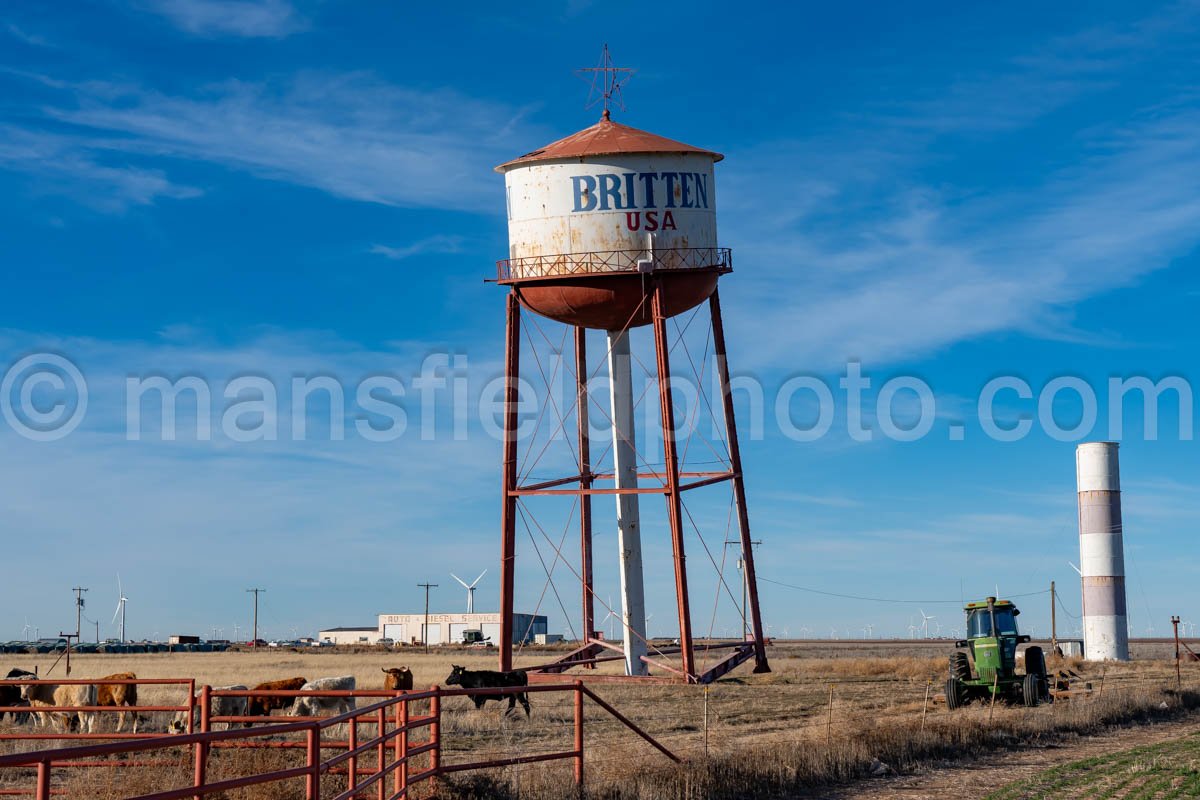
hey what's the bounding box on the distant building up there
[168,635,200,645]
[377,612,547,646]
[318,626,380,645]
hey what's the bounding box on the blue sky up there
[1,1,1197,645]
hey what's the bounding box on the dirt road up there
[824,710,1200,800]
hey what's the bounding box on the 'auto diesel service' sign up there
[504,153,718,263]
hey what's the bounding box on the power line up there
[758,576,1050,605]
[1055,593,1080,620]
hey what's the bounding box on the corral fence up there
[0,681,677,799]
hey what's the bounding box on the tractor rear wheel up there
[950,651,971,681]
[1024,646,1050,700]
[1022,672,1040,707]
[946,677,966,710]
[1024,646,1047,678]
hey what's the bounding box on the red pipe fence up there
[0,680,678,799]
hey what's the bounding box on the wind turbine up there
[112,575,128,643]
[450,570,487,614]
[21,618,33,640]
[863,623,874,639]
[600,596,617,640]
[908,617,917,639]
[919,610,935,639]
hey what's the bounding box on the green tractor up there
[945,597,1049,709]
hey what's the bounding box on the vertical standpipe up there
[607,330,649,676]
[1076,442,1130,661]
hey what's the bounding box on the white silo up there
[1076,442,1130,661]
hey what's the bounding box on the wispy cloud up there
[719,9,1200,371]
[370,235,464,261]
[0,327,502,636]
[0,125,202,211]
[8,71,537,212]
[4,23,53,47]
[140,0,305,38]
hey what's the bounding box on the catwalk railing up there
[496,247,732,282]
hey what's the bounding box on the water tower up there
[493,54,769,684]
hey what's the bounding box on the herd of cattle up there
[0,664,532,735]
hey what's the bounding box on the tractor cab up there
[946,596,1048,709]
[961,599,1025,683]
[966,602,1019,638]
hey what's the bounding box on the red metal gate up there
[0,681,677,799]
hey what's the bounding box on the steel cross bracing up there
[497,282,770,683]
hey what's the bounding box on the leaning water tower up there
[492,53,769,684]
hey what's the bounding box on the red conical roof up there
[495,111,723,172]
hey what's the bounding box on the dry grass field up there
[2,641,1198,799]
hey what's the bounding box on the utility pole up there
[59,632,78,676]
[72,587,88,640]
[1050,580,1057,653]
[246,589,265,647]
[417,583,438,654]
[725,540,762,639]
[1172,615,1182,689]
[94,620,99,644]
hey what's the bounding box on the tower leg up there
[499,291,521,672]
[652,281,696,681]
[607,328,649,676]
[710,289,770,674]
[576,327,596,666]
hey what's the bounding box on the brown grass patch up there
[1,643,1197,798]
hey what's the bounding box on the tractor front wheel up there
[950,651,972,681]
[1022,672,1040,707]
[946,677,966,710]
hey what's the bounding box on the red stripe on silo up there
[1082,576,1127,616]
[1077,490,1123,536]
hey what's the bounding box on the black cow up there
[1,668,35,724]
[445,665,530,716]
